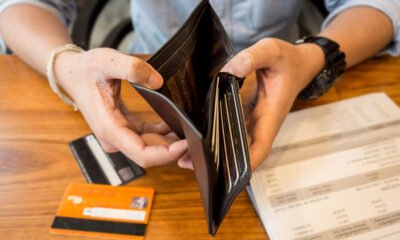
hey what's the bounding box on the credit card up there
[50,183,154,240]
[220,99,233,193]
[69,134,145,186]
[217,75,250,195]
[223,92,239,186]
[212,76,220,171]
[227,78,249,175]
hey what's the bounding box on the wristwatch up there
[295,36,346,100]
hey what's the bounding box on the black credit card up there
[69,134,145,185]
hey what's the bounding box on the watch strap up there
[296,36,346,100]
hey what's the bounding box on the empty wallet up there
[130,0,251,235]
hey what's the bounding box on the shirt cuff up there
[322,0,400,57]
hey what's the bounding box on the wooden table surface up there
[0,55,399,240]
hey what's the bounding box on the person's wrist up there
[295,43,325,90]
[53,50,82,97]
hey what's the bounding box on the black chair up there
[71,0,133,50]
[311,0,329,17]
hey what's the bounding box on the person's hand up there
[221,38,325,170]
[54,48,188,167]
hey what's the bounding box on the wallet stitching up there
[155,8,207,72]
[147,1,209,66]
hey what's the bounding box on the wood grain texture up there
[0,55,399,240]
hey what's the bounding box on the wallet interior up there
[131,1,250,235]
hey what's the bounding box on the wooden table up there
[0,55,399,240]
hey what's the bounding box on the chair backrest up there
[72,0,133,50]
[310,0,328,17]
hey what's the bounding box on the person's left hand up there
[178,38,325,170]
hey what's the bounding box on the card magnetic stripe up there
[85,135,123,185]
[68,138,109,184]
[51,216,146,236]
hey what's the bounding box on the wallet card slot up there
[212,76,220,172]
[227,78,250,176]
[212,73,251,230]
[219,99,233,193]
[161,59,201,124]
[223,93,240,186]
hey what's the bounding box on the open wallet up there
[130,0,251,235]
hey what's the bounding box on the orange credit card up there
[50,183,155,239]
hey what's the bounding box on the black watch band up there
[295,36,346,100]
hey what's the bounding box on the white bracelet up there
[46,44,84,111]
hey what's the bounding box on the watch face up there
[316,38,329,46]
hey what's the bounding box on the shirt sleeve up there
[323,0,400,57]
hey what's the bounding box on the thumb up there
[221,50,255,78]
[221,38,281,77]
[96,48,163,89]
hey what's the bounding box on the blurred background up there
[74,0,132,52]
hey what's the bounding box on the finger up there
[221,38,282,77]
[120,101,171,136]
[99,113,188,167]
[88,98,188,168]
[249,114,276,171]
[108,124,188,168]
[137,139,188,167]
[143,121,172,135]
[97,138,119,153]
[119,102,145,133]
[143,122,179,144]
[240,72,258,116]
[164,132,181,144]
[94,48,163,89]
[248,104,281,171]
[246,72,278,170]
[121,111,144,133]
[178,152,193,170]
[84,87,186,168]
[243,94,258,118]
[141,133,170,147]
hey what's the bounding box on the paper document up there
[249,93,400,240]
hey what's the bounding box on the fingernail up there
[143,83,152,89]
[170,139,188,154]
[220,65,231,73]
[179,139,189,150]
[178,159,184,168]
[178,157,193,170]
[148,71,163,89]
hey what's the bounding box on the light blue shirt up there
[1,0,400,56]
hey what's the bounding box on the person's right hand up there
[54,48,188,168]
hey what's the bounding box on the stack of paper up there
[248,93,400,240]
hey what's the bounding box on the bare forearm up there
[320,6,394,68]
[0,4,71,75]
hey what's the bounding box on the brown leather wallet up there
[130,1,251,235]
